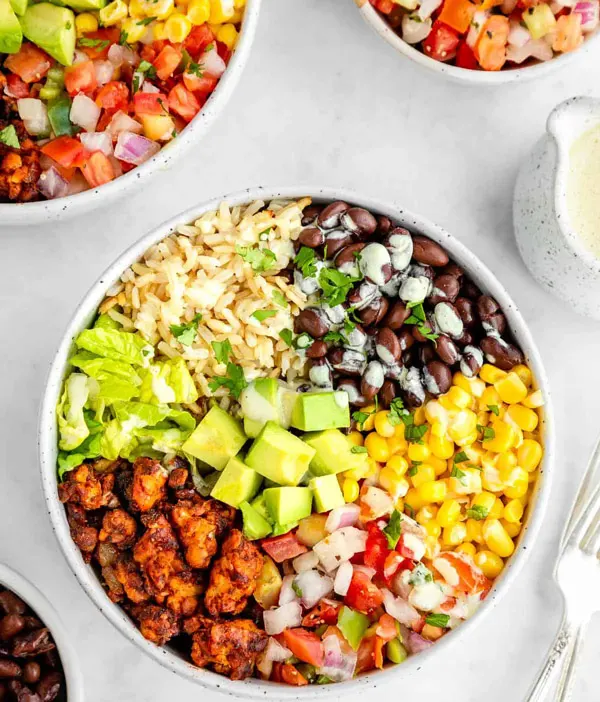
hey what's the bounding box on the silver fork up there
[525,435,600,702]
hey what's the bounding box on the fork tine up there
[565,478,600,551]
[563,433,600,547]
[583,521,600,556]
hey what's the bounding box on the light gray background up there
[2,0,600,699]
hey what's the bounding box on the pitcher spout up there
[547,96,600,147]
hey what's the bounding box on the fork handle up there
[555,620,587,702]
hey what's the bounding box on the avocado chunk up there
[182,405,247,471]
[240,378,298,438]
[264,486,313,524]
[310,474,345,513]
[9,0,26,17]
[0,0,22,53]
[20,3,75,65]
[271,521,298,536]
[245,422,315,486]
[251,493,273,523]
[63,0,106,10]
[243,417,264,439]
[240,501,272,540]
[304,428,364,477]
[210,456,262,508]
[291,391,350,432]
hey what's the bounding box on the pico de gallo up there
[370,0,598,71]
[0,0,244,202]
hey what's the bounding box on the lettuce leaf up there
[134,426,192,453]
[75,328,154,367]
[94,314,121,330]
[70,351,142,386]
[139,357,198,405]
[57,373,91,451]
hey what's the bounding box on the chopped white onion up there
[574,0,600,30]
[467,10,490,47]
[263,601,302,636]
[402,15,432,44]
[142,80,160,93]
[256,637,293,679]
[37,167,69,199]
[200,46,226,78]
[106,111,143,137]
[313,527,367,573]
[506,38,553,63]
[325,504,360,533]
[318,634,357,682]
[417,0,442,19]
[293,551,319,573]
[279,575,300,606]
[408,581,445,612]
[391,568,413,600]
[70,93,100,132]
[353,564,376,579]
[333,561,353,596]
[94,60,114,86]
[382,588,421,628]
[17,98,50,136]
[361,486,393,519]
[108,43,138,67]
[73,49,88,65]
[295,570,334,609]
[508,21,532,47]
[80,131,113,156]
[114,131,160,165]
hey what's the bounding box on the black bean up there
[0,616,25,642]
[429,274,460,305]
[340,207,378,238]
[317,201,349,229]
[455,297,478,328]
[379,380,397,408]
[423,361,452,396]
[306,340,328,359]
[294,309,329,338]
[481,336,524,370]
[358,297,389,326]
[0,659,21,678]
[0,594,25,617]
[435,335,460,365]
[22,663,40,686]
[381,301,410,330]
[298,226,324,248]
[301,204,323,226]
[412,235,449,267]
[36,672,62,702]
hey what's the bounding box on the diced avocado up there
[253,555,282,609]
[264,486,313,524]
[19,3,75,65]
[291,391,350,432]
[243,417,264,439]
[271,521,298,536]
[9,0,26,17]
[251,493,273,524]
[182,405,247,471]
[245,422,315,486]
[240,377,279,434]
[63,0,106,9]
[0,0,22,53]
[310,474,345,513]
[240,501,272,540]
[210,456,262,508]
[303,429,358,476]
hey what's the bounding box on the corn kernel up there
[506,405,539,432]
[408,443,431,462]
[387,434,408,455]
[436,499,461,527]
[416,505,438,524]
[120,17,147,42]
[481,456,504,493]
[424,535,441,560]
[417,479,448,504]
[479,386,501,412]
[365,457,380,479]
[404,488,425,513]
[470,491,496,516]
[216,22,238,48]
[455,542,477,558]
[164,12,191,40]
[429,434,455,460]
[187,0,211,23]
[496,451,517,472]
[523,389,544,409]
[430,420,447,438]
[495,372,528,404]
[455,431,478,447]
[500,465,528,489]
[443,522,467,546]
[425,400,448,426]
[395,498,405,513]
[75,12,98,34]
[463,443,485,467]
[375,410,396,438]
[128,0,146,16]
[518,439,543,472]
[501,519,521,537]
[491,497,504,519]
[439,394,455,411]
[347,431,364,448]
[474,550,504,578]
[344,459,370,481]
[447,386,471,409]
[476,411,489,427]
[365,433,390,463]
[152,20,166,38]
[482,518,514,557]
[379,469,409,499]
[453,371,485,397]
[448,409,477,443]
[483,420,517,453]
[414,407,427,425]
[342,478,359,503]
[512,364,532,387]
[421,623,444,641]
[503,499,524,523]
[428,455,448,476]
[410,463,436,488]
[209,0,235,23]
[480,364,507,384]
[140,114,175,141]
[357,405,376,432]
[423,521,441,538]
[449,467,482,495]
[386,455,408,477]
[99,0,128,26]
[503,478,528,499]
[149,0,176,19]
[466,518,484,544]
[233,0,245,7]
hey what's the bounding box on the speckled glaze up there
[39,186,553,700]
[355,0,600,85]
[0,564,84,702]
[514,97,600,320]
[0,0,261,227]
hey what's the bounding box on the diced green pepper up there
[47,97,74,136]
[337,606,369,651]
[386,638,408,664]
[39,66,65,101]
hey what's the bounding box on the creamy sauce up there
[567,122,600,258]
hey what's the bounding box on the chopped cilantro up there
[137,60,157,78]
[352,407,375,427]
[77,37,110,49]
[319,268,361,307]
[212,339,233,365]
[251,309,277,322]
[279,329,293,346]
[400,413,428,444]
[293,246,318,278]
[425,613,450,628]
[137,15,156,24]
[291,581,303,597]
[235,244,277,273]
[407,465,418,477]
[323,330,347,345]
[118,29,131,46]
[0,125,19,149]
[351,445,368,454]
[404,504,415,518]
[488,404,500,416]
[383,510,402,549]
[272,290,288,308]
[450,464,466,482]
[258,227,272,241]
[477,424,496,440]
[454,451,469,464]
[387,397,407,426]
[404,301,439,341]
[169,313,202,346]
[65,20,72,29]
[316,676,333,685]
[208,362,247,399]
[466,504,489,521]
[409,563,433,587]
[187,60,204,77]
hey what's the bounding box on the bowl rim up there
[0,0,261,226]
[0,563,85,702]
[355,0,600,85]
[38,185,554,699]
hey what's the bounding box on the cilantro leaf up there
[323,330,347,345]
[319,268,360,307]
[401,413,428,444]
[352,408,375,427]
[466,504,488,521]
[291,581,303,597]
[235,244,277,273]
[251,309,277,322]
[407,465,418,477]
[350,445,367,454]
[450,464,466,482]
[118,29,131,46]
[169,313,202,347]
[387,397,407,426]
[477,424,496,440]
[272,290,288,308]
[279,329,293,346]
[187,61,204,77]
[454,451,469,464]
[383,510,402,549]
[293,246,318,278]
[77,37,110,49]
[259,227,272,241]
[409,563,433,587]
[425,613,450,628]
[488,404,500,416]
[212,339,233,365]
[208,362,247,399]
[404,301,439,341]
[0,125,19,149]
[137,15,156,25]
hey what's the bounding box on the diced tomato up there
[275,663,308,686]
[302,599,341,628]
[79,29,119,60]
[6,74,29,98]
[261,533,307,563]
[215,40,231,63]
[140,44,158,63]
[80,151,116,188]
[345,570,383,614]
[96,81,129,114]
[455,41,480,69]
[182,71,218,96]
[475,15,510,70]
[375,613,398,643]
[440,596,457,612]
[356,635,377,674]
[153,45,183,81]
[423,20,460,62]
[282,629,324,668]
[183,24,215,58]
[4,43,51,83]
[371,0,395,12]
[373,636,385,669]
[382,552,409,583]
[433,552,491,595]
[41,137,86,169]
[168,83,200,123]
[133,91,169,116]
[364,523,390,576]
[412,616,425,634]
[64,60,97,96]
[438,0,476,32]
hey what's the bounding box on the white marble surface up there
[2,0,600,699]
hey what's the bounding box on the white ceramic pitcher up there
[514,96,600,320]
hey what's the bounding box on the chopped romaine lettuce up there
[93,313,121,330]
[70,351,142,386]
[75,328,154,367]
[139,357,198,404]
[57,373,91,451]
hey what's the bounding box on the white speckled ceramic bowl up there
[0,0,260,227]
[514,96,600,320]
[0,563,84,701]
[355,0,600,85]
[39,186,553,699]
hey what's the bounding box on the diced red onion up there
[37,166,69,199]
[391,569,413,600]
[508,21,532,47]
[325,504,360,533]
[263,601,302,636]
[80,131,113,156]
[382,588,421,628]
[256,637,293,679]
[17,98,50,136]
[506,38,553,63]
[279,575,300,606]
[501,0,518,13]
[106,111,143,137]
[406,631,434,655]
[417,0,442,19]
[109,156,123,178]
[295,570,334,609]
[139,27,154,44]
[293,551,319,573]
[318,634,357,682]
[402,15,433,45]
[313,527,367,573]
[108,43,138,67]
[574,1,599,30]
[467,10,490,47]
[114,131,160,165]
[201,46,226,78]
[333,561,353,596]
[94,60,114,86]
[399,513,426,538]
[70,94,100,132]
[66,172,89,196]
